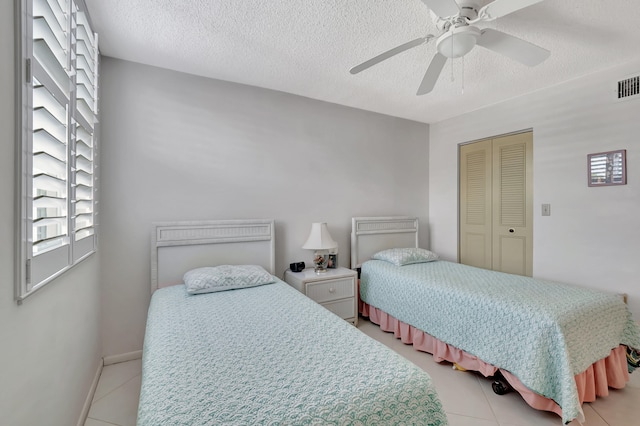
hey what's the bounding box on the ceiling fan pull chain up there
[450,38,454,82]
[461,55,465,94]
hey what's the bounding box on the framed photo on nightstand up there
[327,254,337,268]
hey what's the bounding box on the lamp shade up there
[302,223,338,250]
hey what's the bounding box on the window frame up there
[15,0,99,303]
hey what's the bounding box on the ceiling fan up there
[350,0,551,95]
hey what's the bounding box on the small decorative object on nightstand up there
[302,222,338,274]
[327,253,337,269]
[284,266,358,325]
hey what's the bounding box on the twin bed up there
[351,216,640,424]
[137,219,448,425]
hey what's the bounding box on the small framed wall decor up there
[588,149,626,187]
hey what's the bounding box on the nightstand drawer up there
[283,267,358,326]
[321,298,355,320]
[306,277,354,303]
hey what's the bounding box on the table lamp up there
[302,222,338,274]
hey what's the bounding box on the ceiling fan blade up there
[477,28,550,66]
[420,0,460,18]
[417,53,447,95]
[479,0,544,21]
[350,37,431,74]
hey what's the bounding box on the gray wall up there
[0,2,102,425]
[99,57,430,357]
[429,59,640,320]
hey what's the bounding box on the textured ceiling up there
[85,0,640,124]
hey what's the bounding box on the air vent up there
[616,74,640,101]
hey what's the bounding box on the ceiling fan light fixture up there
[350,0,551,96]
[436,26,481,58]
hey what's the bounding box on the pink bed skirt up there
[360,301,630,419]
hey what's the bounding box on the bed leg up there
[491,372,514,395]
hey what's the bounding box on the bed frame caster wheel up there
[491,380,512,395]
[491,372,514,395]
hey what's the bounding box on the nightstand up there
[284,267,358,325]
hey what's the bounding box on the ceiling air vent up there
[616,74,640,101]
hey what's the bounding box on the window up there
[16,0,99,302]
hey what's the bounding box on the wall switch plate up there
[542,204,551,216]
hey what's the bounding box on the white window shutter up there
[72,7,98,262]
[18,0,99,299]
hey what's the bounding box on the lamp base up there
[314,265,328,274]
[313,251,329,274]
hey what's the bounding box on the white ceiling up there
[84,0,640,124]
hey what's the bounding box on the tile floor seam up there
[479,380,526,426]
[474,372,501,423]
[585,404,610,426]
[91,373,142,405]
[449,412,499,423]
[86,416,121,426]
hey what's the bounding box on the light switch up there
[542,204,551,216]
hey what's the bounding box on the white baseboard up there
[103,350,143,366]
[76,351,143,426]
[77,360,103,426]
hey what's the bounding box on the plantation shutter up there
[18,0,98,299]
[72,7,98,261]
[30,0,72,287]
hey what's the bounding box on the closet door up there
[459,132,533,276]
[492,133,533,276]
[459,139,492,269]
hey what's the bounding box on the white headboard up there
[350,216,419,268]
[151,219,275,293]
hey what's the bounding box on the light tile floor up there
[85,359,141,426]
[85,318,640,425]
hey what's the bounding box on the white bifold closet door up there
[459,131,533,277]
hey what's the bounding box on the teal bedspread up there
[360,260,640,424]
[138,280,448,425]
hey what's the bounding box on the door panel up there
[464,232,490,268]
[496,235,527,276]
[492,133,533,276]
[459,139,492,269]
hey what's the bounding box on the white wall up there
[0,2,102,425]
[429,59,640,320]
[99,57,429,357]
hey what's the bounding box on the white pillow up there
[372,248,439,266]
[184,265,275,295]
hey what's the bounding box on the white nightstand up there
[284,267,358,325]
